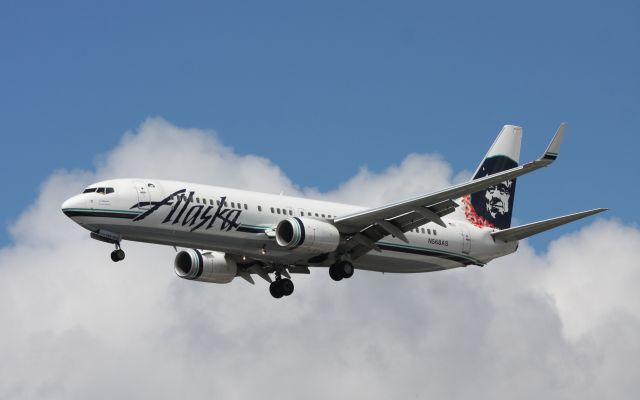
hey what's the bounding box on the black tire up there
[110,251,120,262]
[281,279,294,296]
[115,249,125,261]
[269,281,284,298]
[339,261,354,279]
[329,265,343,281]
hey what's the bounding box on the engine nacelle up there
[174,249,237,284]
[275,217,340,254]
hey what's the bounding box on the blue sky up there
[1,0,638,247]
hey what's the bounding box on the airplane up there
[61,124,606,298]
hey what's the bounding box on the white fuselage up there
[62,179,518,273]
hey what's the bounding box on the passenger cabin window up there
[433,229,437,236]
[244,204,248,210]
[258,206,262,212]
[210,199,214,206]
[270,207,275,213]
[277,208,281,214]
[231,202,235,208]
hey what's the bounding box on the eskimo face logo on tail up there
[484,180,512,218]
[130,189,241,232]
[464,155,517,230]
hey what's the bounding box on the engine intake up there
[275,217,340,254]
[174,249,237,283]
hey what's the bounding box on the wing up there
[334,124,565,258]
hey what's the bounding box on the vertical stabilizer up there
[459,125,522,230]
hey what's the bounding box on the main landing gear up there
[329,260,354,281]
[269,272,294,299]
[110,243,125,262]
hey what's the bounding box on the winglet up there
[541,123,565,162]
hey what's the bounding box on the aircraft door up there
[134,181,152,209]
[461,224,471,254]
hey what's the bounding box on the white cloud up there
[1,118,638,399]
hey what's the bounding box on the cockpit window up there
[85,187,115,195]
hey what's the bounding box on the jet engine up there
[174,249,237,283]
[275,217,340,254]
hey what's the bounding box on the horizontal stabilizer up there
[491,208,607,242]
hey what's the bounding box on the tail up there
[457,125,522,230]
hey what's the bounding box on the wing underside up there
[343,199,459,259]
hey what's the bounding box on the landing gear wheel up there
[337,261,354,278]
[329,265,343,281]
[330,261,354,281]
[269,278,294,298]
[110,248,125,262]
[269,280,284,298]
[280,279,294,296]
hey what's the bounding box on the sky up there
[1,1,639,399]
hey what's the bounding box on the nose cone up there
[61,195,83,218]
